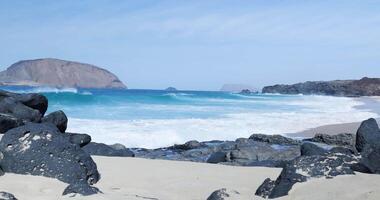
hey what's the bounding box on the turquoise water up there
[1,86,378,148]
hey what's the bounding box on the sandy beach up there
[1,156,380,200]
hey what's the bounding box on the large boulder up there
[8,92,48,116]
[0,114,24,134]
[41,110,68,133]
[355,118,380,152]
[226,139,300,165]
[249,134,300,145]
[304,133,355,147]
[170,140,205,151]
[67,133,91,147]
[82,142,135,157]
[354,145,380,174]
[255,152,358,199]
[0,123,100,187]
[0,96,42,122]
[207,152,228,164]
[300,142,327,156]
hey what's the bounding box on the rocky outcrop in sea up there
[262,77,380,96]
[0,58,127,89]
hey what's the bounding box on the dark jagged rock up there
[304,133,355,147]
[136,139,300,167]
[0,96,41,122]
[207,152,227,164]
[262,77,380,96]
[83,142,135,157]
[170,140,205,151]
[41,110,68,133]
[0,114,24,134]
[300,142,327,156]
[226,139,300,165]
[356,118,380,152]
[356,145,380,174]
[0,192,18,200]
[207,188,240,200]
[63,183,101,196]
[0,123,100,185]
[8,93,48,116]
[67,133,91,147]
[249,134,300,145]
[255,178,276,198]
[255,152,358,199]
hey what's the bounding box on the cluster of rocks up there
[134,134,301,167]
[0,90,134,198]
[262,77,380,96]
[254,118,380,199]
[142,118,380,199]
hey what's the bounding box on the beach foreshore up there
[0,156,380,200]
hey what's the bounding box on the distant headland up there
[0,58,127,89]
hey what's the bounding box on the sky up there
[0,0,380,90]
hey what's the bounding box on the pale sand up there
[1,157,380,199]
[0,156,280,200]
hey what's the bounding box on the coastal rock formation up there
[83,142,135,157]
[0,123,100,185]
[303,133,355,147]
[249,134,301,145]
[0,90,101,196]
[220,84,258,93]
[255,118,380,199]
[255,151,359,198]
[0,58,126,89]
[355,118,380,152]
[262,77,380,96]
[300,142,327,156]
[41,110,68,133]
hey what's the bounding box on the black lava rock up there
[300,142,327,156]
[170,140,204,151]
[0,114,24,134]
[304,133,355,147]
[255,152,358,199]
[83,142,135,157]
[67,133,92,147]
[207,152,227,164]
[8,92,48,116]
[356,118,380,152]
[0,123,100,185]
[249,134,300,145]
[0,96,42,122]
[41,110,68,133]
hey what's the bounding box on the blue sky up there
[1,0,380,90]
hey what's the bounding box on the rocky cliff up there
[0,58,127,89]
[262,77,380,96]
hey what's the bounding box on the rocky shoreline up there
[262,77,380,96]
[1,90,380,199]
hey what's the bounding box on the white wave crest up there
[66,96,379,148]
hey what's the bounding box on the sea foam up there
[66,95,378,148]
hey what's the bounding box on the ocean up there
[2,86,378,148]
